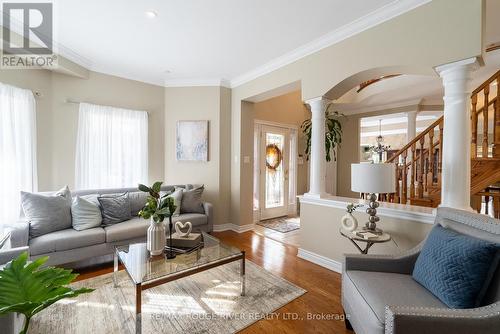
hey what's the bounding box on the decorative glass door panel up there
[265,132,285,208]
[260,125,289,220]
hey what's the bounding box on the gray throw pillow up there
[98,193,132,226]
[128,191,149,216]
[21,186,72,239]
[71,196,102,231]
[179,185,205,214]
[166,189,183,216]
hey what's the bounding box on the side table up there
[340,228,391,254]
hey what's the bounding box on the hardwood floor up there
[75,230,353,334]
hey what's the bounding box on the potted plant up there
[137,181,176,256]
[0,252,93,334]
[301,104,343,162]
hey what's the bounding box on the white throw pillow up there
[71,196,102,231]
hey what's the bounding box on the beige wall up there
[230,0,484,227]
[253,90,310,196]
[300,201,433,265]
[164,86,231,225]
[0,69,165,191]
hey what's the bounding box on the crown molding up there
[164,78,231,88]
[336,98,424,115]
[229,0,431,88]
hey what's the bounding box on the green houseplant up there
[137,181,177,257]
[0,252,93,334]
[301,103,343,162]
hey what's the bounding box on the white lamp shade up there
[351,163,396,194]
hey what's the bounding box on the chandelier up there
[369,120,391,162]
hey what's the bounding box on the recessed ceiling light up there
[145,11,157,18]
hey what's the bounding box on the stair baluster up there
[472,93,478,158]
[483,85,490,158]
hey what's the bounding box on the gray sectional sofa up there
[8,185,213,267]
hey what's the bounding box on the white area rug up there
[30,261,306,334]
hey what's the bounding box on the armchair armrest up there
[0,246,29,265]
[4,220,29,248]
[385,302,500,334]
[344,243,423,275]
[203,202,214,232]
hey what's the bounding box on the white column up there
[406,110,417,142]
[436,57,479,211]
[305,97,331,198]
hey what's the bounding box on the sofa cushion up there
[29,227,105,255]
[171,213,207,227]
[104,218,149,243]
[412,224,499,308]
[179,185,205,214]
[98,192,132,226]
[71,196,102,231]
[344,270,446,327]
[21,186,72,239]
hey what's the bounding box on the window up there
[0,83,37,231]
[75,103,148,189]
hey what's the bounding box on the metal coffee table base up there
[113,250,246,334]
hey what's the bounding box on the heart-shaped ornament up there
[174,221,192,237]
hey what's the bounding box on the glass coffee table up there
[113,232,246,334]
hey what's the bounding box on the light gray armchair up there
[342,207,500,334]
[0,246,29,334]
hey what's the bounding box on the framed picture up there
[176,120,209,161]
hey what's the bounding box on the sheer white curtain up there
[0,83,37,231]
[75,103,148,190]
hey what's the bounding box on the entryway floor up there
[253,216,301,247]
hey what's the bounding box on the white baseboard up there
[213,223,255,233]
[297,248,343,274]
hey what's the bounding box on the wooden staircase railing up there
[472,69,500,158]
[380,69,500,211]
[384,116,443,206]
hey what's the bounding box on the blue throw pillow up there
[412,224,499,309]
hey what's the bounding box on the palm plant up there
[301,104,343,162]
[0,252,93,334]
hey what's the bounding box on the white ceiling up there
[334,0,500,114]
[48,0,429,87]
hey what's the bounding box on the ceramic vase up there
[341,212,358,231]
[147,218,166,256]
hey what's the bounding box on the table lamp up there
[351,163,395,234]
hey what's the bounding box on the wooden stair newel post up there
[494,79,500,157]
[410,143,416,199]
[483,85,489,158]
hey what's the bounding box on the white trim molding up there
[297,248,343,273]
[230,0,432,88]
[164,78,231,88]
[213,223,255,233]
[299,195,435,224]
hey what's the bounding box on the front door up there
[260,125,289,220]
